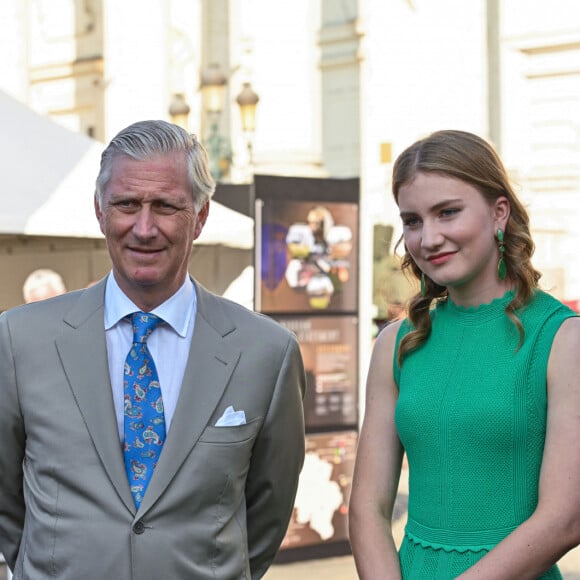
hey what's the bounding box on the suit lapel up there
[138,283,241,515]
[55,279,240,516]
[55,278,135,513]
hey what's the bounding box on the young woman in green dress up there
[349,130,580,579]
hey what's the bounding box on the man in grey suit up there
[0,120,306,579]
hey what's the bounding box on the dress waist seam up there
[405,517,518,551]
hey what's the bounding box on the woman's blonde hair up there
[393,130,541,365]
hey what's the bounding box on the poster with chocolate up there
[260,200,358,313]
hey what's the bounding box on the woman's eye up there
[402,217,420,227]
[440,208,459,217]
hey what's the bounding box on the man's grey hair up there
[95,120,215,213]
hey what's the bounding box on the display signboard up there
[276,315,358,429]
[280,430,357,550]
[254,176,359,561]
[260,199,358,314]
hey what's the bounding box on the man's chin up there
[125,268,165,288]
[131,276,164,288]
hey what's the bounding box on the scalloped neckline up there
[437,290,515,325]
[447,290,515,313]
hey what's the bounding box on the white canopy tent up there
[0,91,254,310]
[0,90,253,248]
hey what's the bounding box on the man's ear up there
[193,200,210,240]
[94,195,106,236]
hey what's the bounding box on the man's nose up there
[132,207,157,238]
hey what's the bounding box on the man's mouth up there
[128,247,164,256]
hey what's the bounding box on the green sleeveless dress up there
[394,290,576,579]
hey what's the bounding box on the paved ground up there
[266,555,357,579]
[267,464,580,579]
[2,545,579,579]
[267,552,580,580]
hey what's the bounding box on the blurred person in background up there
[22,268,67,303]
[349,130,580,579]
[0,120,306,580]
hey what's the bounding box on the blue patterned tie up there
[123,311,165,508]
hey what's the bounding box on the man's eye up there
[116,200,138,209]
[155,202,177,212]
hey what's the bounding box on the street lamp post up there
[200,63,231,181]
[168,93,191,129]
[236,82,260,173]
[235,80,260,311]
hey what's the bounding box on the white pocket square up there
[215,406,247,427]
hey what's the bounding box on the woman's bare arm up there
[349,322,405,579]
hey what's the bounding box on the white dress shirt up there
[103,274,197,441]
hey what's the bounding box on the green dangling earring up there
[420,272,426,297]
[497,228,507,280]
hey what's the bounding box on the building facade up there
[1,0,579,357]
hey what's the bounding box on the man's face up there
[95,151,208,310]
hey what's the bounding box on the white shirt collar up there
[104,273,195,337]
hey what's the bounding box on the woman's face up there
[397,172,510,305]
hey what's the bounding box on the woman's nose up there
[420,222,443,249]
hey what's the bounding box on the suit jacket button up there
[133,521,145,534]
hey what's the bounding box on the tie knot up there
[131,311,163,343]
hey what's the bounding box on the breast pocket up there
[198,417,262,444]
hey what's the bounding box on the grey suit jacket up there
[0,277,306,579]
